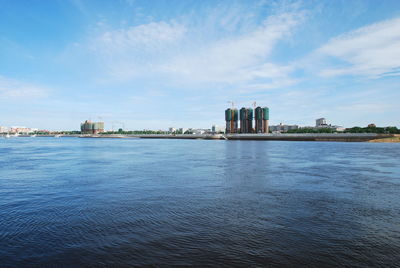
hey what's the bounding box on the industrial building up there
[225,108,238,134]
[239,108,253,133]
[80,120,104,134]
[255,106,269,133]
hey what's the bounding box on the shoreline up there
[2,133,400,142]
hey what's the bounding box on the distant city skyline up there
[0,0,399,130]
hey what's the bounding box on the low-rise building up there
[10,126,38,133]
[315,118,344,132]
[269,123,299,133]
[0,126,9,133]
[211,125,225,133]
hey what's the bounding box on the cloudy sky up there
[0,0,399,130]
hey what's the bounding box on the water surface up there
[1,138,400,267]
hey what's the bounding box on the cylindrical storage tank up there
[263,107,269,120]
[225,109,232,121]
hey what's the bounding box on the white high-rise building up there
[316,118,327,127]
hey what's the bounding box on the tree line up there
[287,126,399,134]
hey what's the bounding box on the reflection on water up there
[1,138,400,267]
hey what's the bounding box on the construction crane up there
[111,121,125,132]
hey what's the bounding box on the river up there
[1,138,399,267]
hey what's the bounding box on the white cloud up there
[93,21,187,54]
[0,76,48,99]
[317,17,400,78]
[162,12,303,84]
[87,21,187,81]
[82,9,303,88]
[236,78,300,93]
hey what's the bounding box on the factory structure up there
[225,106,269,134]
[80,120,104,134]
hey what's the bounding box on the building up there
[255,106,269,133]
[0,126,9,133]
[192,129,209,135]
[1,126,38,133]
[316,118,327,127]
[239,107,253,133]
[315,118,344,132]
[211,125,225,134]
[80,120,104,134]
[270,123,299,133]
[10,126,38,133]
[225,108,238,133]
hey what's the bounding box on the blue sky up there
[0,0,399,130]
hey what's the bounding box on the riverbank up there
[2,133,399,142]
[225,133,400,142]
[368,135,400,143]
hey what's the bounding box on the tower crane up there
[111,121,125,132]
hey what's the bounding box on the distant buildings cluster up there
[225,106,270,134]
[77,113,345,136]
[268,118,344,133]
[269,123,299,133]
[80,120,104,134]
[222,106,346,134]
[0,126,38,134]
[314,118,344,132]
[169,127,211,135]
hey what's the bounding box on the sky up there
[0,0,399,131]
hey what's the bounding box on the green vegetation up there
[344,126,399,134]
[286,126,400,134]
[101,130,169,135]
[287,128,335,133]
[102,129,196,135]
[33,130,82,135]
